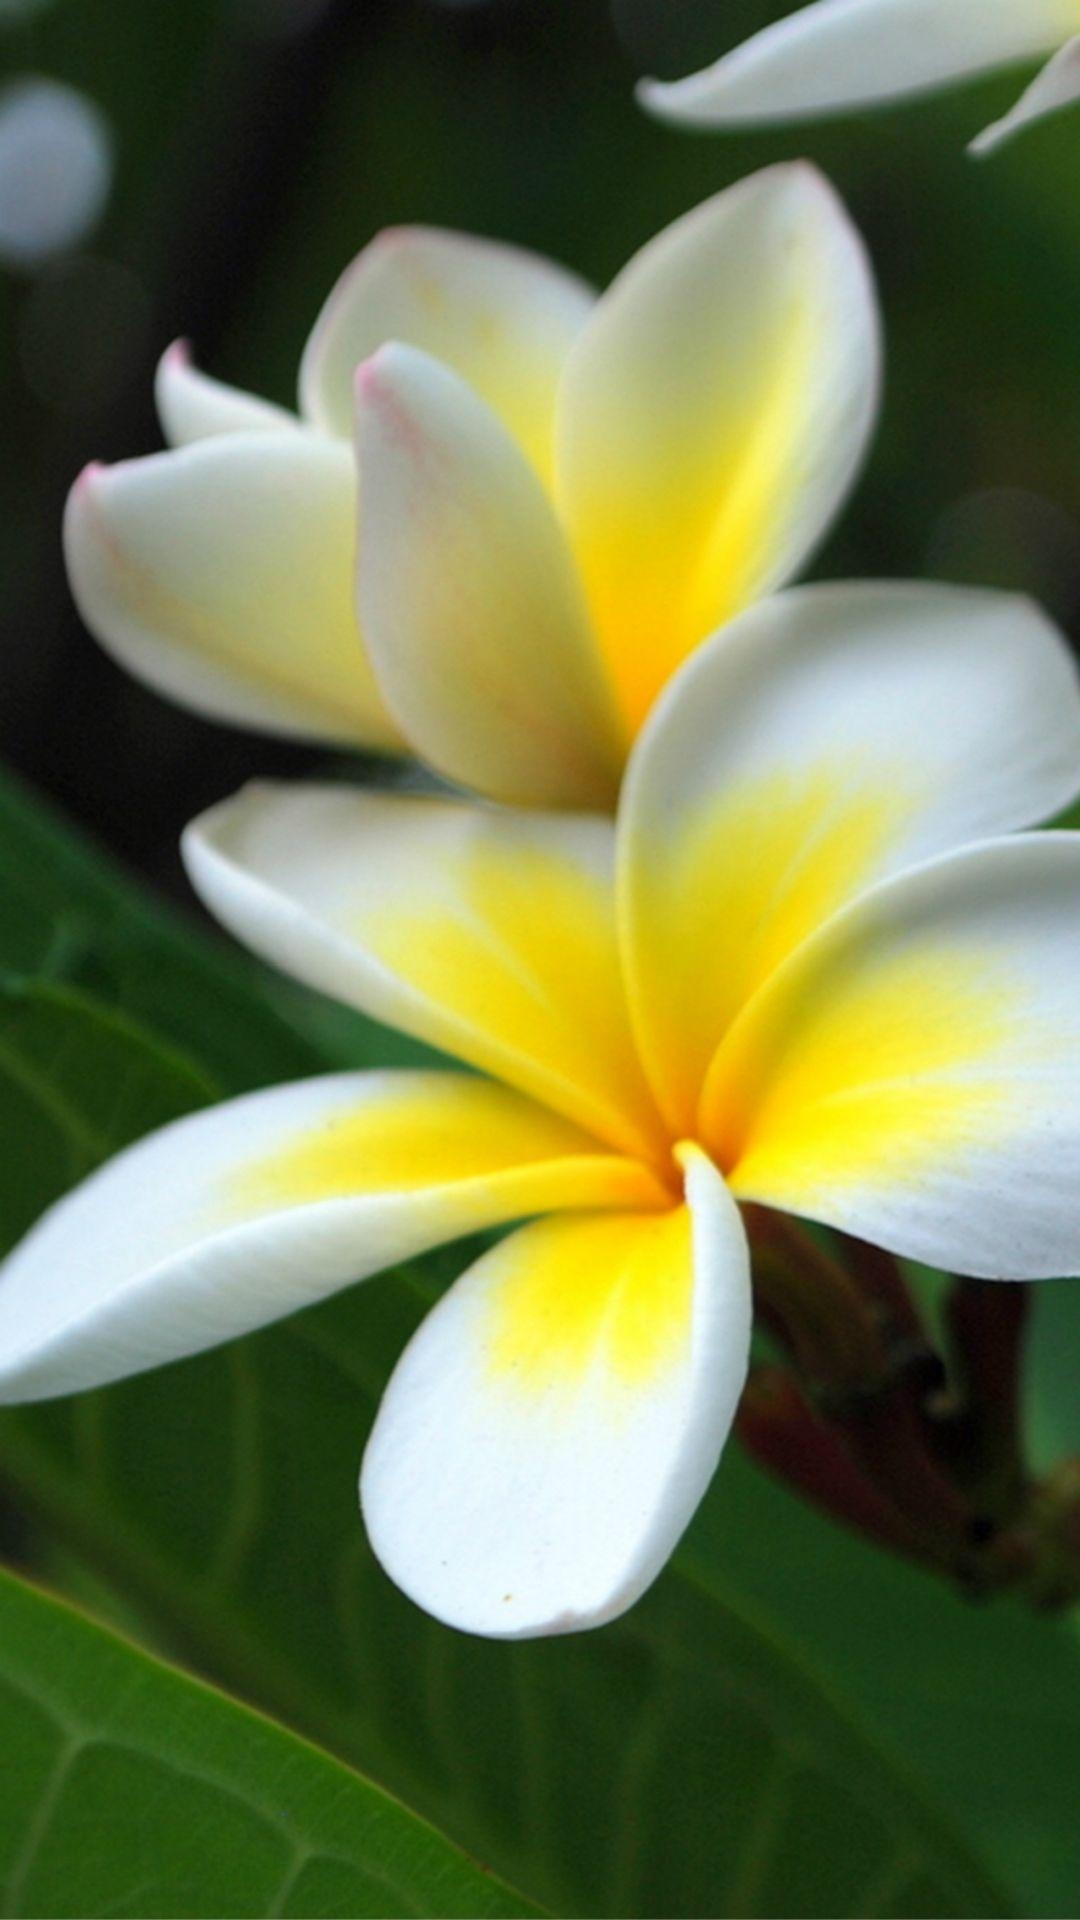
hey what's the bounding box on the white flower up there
[64,163,879,805]
[2,583,1080,1636]
[638,0,1080,157]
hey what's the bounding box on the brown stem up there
[936,1280,1031,1523]
[737,1368,946,1571]
[834,1232,934,1362]
[743,1206,890,1396]
[744,1207,981,1574]
[830,1382,980,1571]
[739,1210,1080,1598]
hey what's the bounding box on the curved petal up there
[64,435,403,750]
[637,0,1075,128]
[300,224,595,479]
[362,1145,750,1637]
[0,1070,661,1403]
[703,835,1080,1280]
[155,340,299,447]
[355,345,621,808]
[971,37,1080,153]
[619,582,1080,1131]
[184,784,667,1166]
[555,164,879,735]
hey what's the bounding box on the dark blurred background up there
[4,0,1080,907]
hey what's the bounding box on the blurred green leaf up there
[686,1444,1080,1920]
[1027,1278,1080,1468]
[0,761,422,1084]
[0,976,215,1247]
[0,772,1011,1918]
[0,1282,1010,1920]
[0,1563,541,1920]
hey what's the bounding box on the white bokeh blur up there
[0,76,113,270]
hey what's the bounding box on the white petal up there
[183,784,666,1165]
[300,224,594,478]
[362,1146,750,1637]
[638,0,1076,128]
[355,344,620,807]
[704,834,1080,1280]
[619,582,1080,1130]
[971,36,1080,152]
[554,165,879,734]
[0,1071,659,1402]
[155,340,299,447]
[64,436,403,749]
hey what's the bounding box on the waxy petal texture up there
[184,785,667,1165]
[355,346,621,808]
[65,436,402,748]
[155,341,299,447]
[362,1145,750,1637]
[971,35,1080,152]
[555,164,879,734]
[638,0,1076,128]
[300,224,594,477]
[0,1071,657,1403]
[706,835,1080,1279]
[620,583,1080,1130]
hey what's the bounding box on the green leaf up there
[0,771,1022,1916]
[0,762,417,1091]
[682,1448,1080,1920]
[0,1564,540,1919]
[1026,1277,1080,1469]
[0,978,215,1248]
[0,1278,1010,1920]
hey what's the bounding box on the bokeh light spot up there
[0,77,113,270]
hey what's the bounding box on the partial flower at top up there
[2,582,1080,1636]
[64,163,879,807]
[638,0,1080,157]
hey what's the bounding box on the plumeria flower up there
[64,162,879,807]
[4,581,1080,1637]
[638,0,1080,157]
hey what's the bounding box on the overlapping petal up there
[300,224,595,477]
[638,0,1076,131]
[354,345,622,807]
[0,1070,660,1403]
[705,835,1080,1279]
[619,582,1080,1130]
[64,435,402,749]
[554,164,879,734]
[184,785,667,1165]
[155,341,299,447]
[68,175,889,795]
[362,1144,750,1637]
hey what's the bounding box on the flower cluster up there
[3,71,1080,1638]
